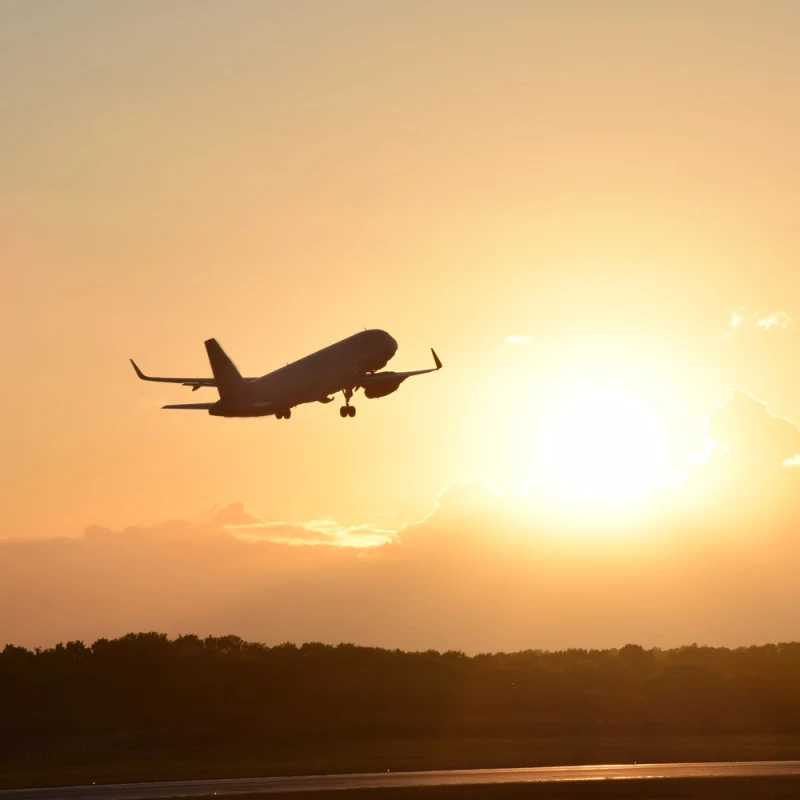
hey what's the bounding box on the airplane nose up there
[380,330,398,353]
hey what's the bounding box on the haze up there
[3,1,800,652]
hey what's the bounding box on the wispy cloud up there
[496,334,531,353]
[755,311,792,331]
[217,505,395,548]
[723,309,792,340]
[230,519,394,548]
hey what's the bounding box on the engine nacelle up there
[363,378,403,399]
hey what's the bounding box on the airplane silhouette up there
[131,329,441,419]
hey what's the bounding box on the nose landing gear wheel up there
[348,406,356,417]
[276,409,291,420]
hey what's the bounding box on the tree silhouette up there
[2,634,800,763]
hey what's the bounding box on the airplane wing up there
[358,348,442,390]
[130,359,256,391]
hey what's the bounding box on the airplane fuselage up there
[212,329,398,416]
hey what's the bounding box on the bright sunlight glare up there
[537,382,671,510]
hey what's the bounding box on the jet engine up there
[363,378,403,398]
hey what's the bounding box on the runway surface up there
[3,761,800,800]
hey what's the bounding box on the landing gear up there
[276,409,291,420]
[340,388,356,418]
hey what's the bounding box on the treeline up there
[3,634,800,753]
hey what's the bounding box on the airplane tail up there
[205,338,245,400]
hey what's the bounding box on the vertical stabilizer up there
[204,338,245,399]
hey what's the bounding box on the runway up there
[3,761,800,800]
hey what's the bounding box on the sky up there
[3,1,800,652]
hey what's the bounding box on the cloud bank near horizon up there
[3,391,800,653]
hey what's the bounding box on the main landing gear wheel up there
[340,387,356,418]
[276,409,291,420]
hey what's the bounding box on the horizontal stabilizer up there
[162,403,216,411]
[130,355,257,389]
[130,359,217,389]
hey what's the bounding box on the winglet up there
[130,359,148,380]
[431,349,442,370]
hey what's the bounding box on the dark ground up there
[198,776,800,799]
[4,735,800,790]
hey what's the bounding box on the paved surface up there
[3,761,800,799]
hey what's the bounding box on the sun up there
[535,378,671,512]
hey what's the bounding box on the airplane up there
[130,329,442,419]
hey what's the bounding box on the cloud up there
[233,519,394,549]
[496,334,530,352]
[683,391,800,522]
[209,502,261,527]
[207,503,395,549]
[756,311,792,331]
[723,309,792,340]
[706,390,800,466]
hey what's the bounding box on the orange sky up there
[3,1,800,651]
